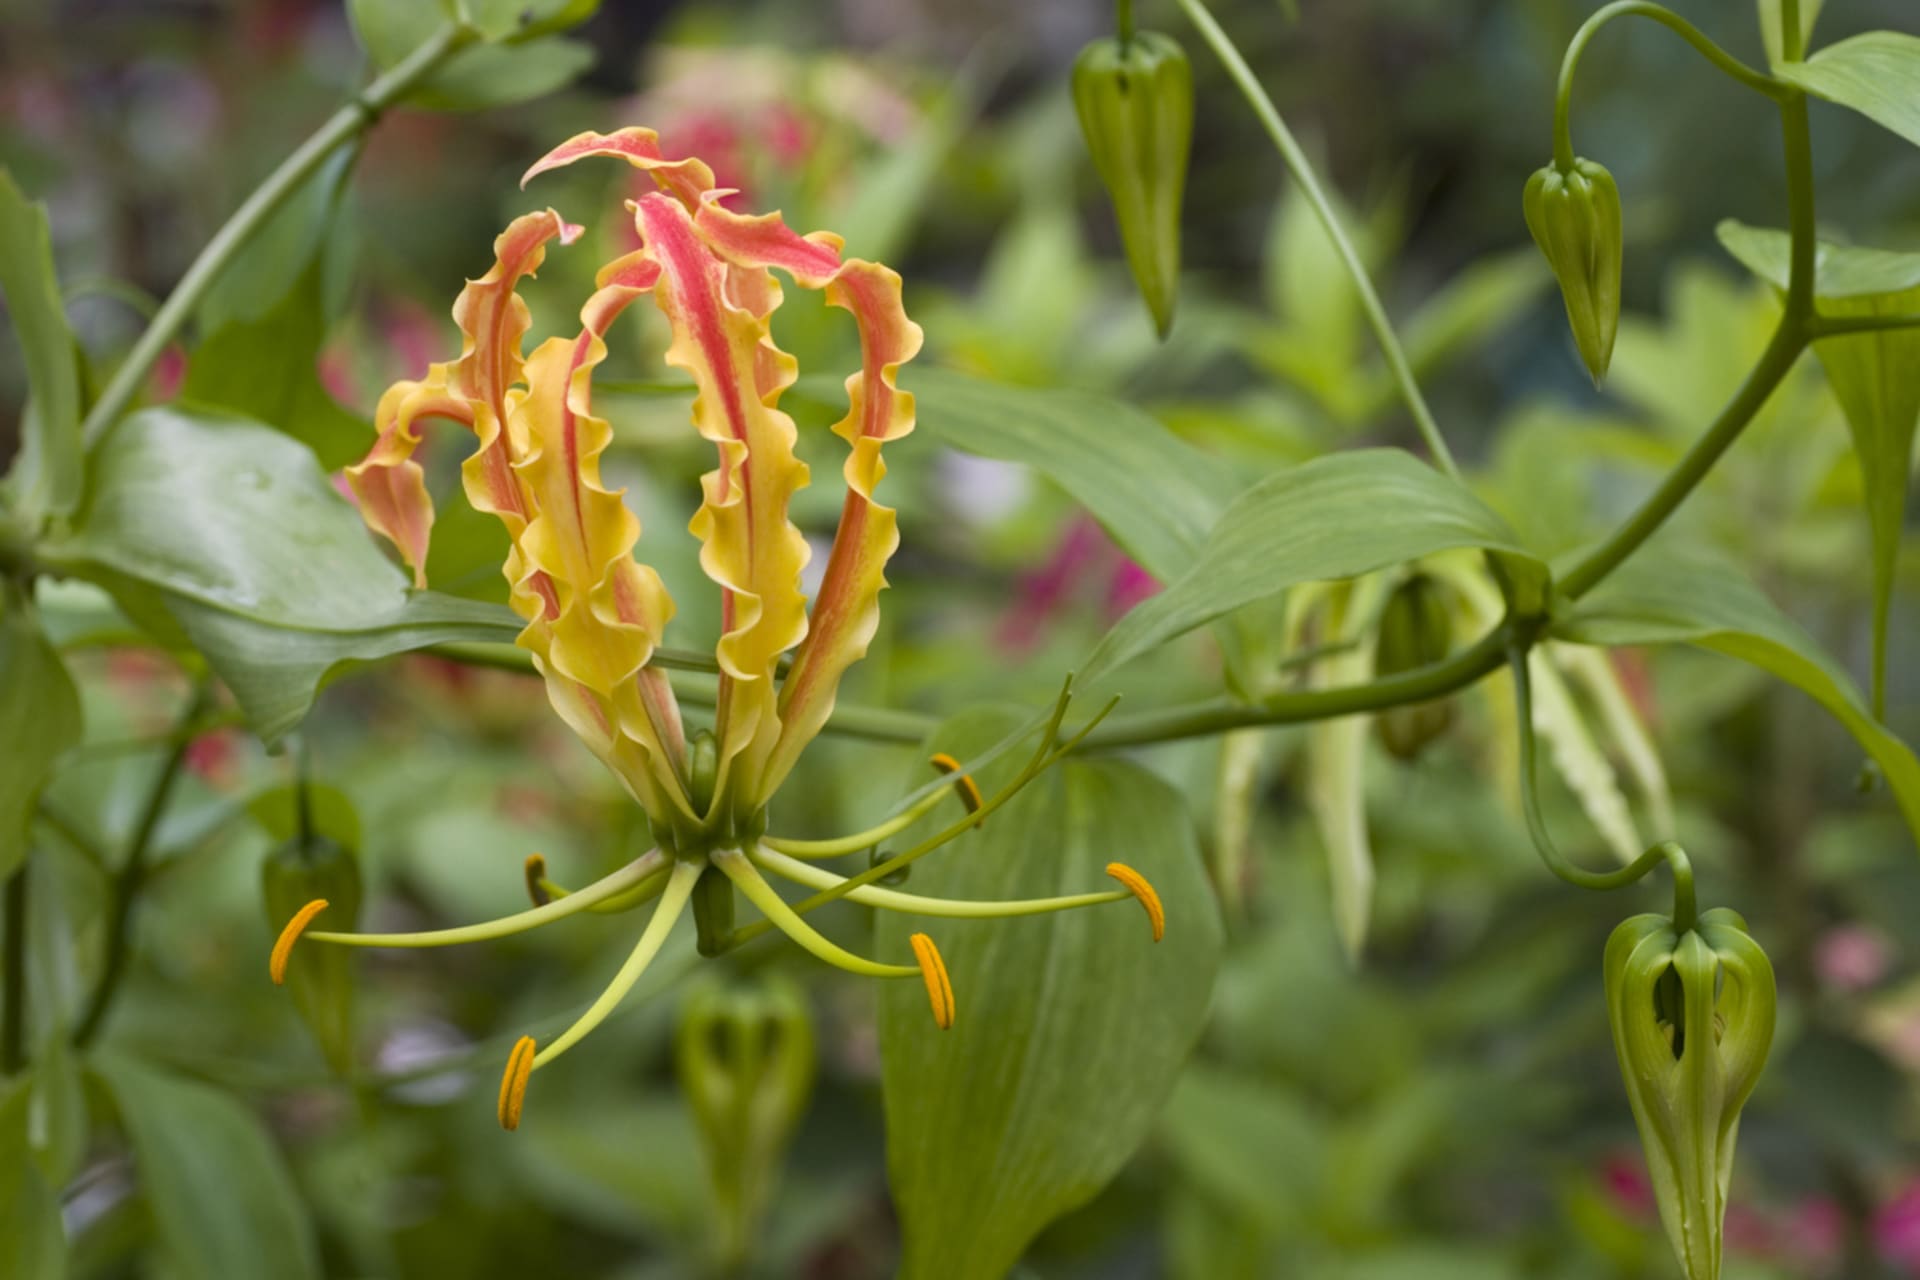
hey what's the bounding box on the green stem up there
[78,22,474,444]
[1780,0,1806,62]
[73,681,214,1046]
[1510,635,1696,930]
[2,866,26,1074]
[1557,320,1804,598]
[1554,3,1787,170]
[1088,622,1512,748]
[1116,0,1136,45]
[1173,0,1460,480]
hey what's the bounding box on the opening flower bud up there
[1603,907,1776,1280]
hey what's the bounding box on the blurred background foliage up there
[2,0,1920,1277]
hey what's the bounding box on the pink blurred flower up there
[1781,1197,1845,1275]
[1878,1180,1920,1269]
[1600,1151,1655,1219]
[998,517,1158,653]
[1816,924,1894,993]
[150,345,188,401]
[184,729,242,788]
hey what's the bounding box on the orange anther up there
[909,932,955,1030]
[523,854,551,907]
[930,753,984,828]
[269,899,329,985]
[1106,863,1165,942]
[498,1035,537,1130]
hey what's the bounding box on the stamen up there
[1106,863,1165,941]
[930,752,985,827]
[270,899,330,984]
[762,784,949,860]
[304,851,663,949]
[752,847,1131,919]
[711,849,918,979]
[523,854,552,906]
[910,932,955,1029]
[498,1035,536,1130]
[528,859,702,1071]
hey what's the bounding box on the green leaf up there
[1716,220,1920,297]
[878,710,1223,1280]
[0,589,83,880]
[0,169,82,521]
[907,366,1240,583]
[347,2,595,111]
[92,1055,320,1280]
[1083,449,1544,682]
[46,404,518,741]
[0,1083,67,1280]
[1718,220,1920,715]
[164,590,518,744]
[22,1033,88,1187]
[1775,31,1920,147]
[1758,0,1823,66]
[56,405,406,626]
[1553,546,1920,851]
[414,38,595,111]
[183,263,370,470]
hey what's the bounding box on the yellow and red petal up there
[522,127,716,212]
[633,191,814,795]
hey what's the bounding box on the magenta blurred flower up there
[1879,1179,1920,1269]
[998,516,1158,654]
[1600,1150,1656,1218]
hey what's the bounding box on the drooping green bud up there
[261,832,362,1074]
[676,977,817,1272]
[1072,31,1193,338]
[1603,908,1776,1280]
[1523,158,1623,383]
[1373,573,1455,760]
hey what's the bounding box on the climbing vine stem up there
[1509,632,1697,930]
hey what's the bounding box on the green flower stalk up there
[1073,30,1194,337]
[1524,157,1624,382]
[1604,908,1776,1280]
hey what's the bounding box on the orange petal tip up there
[1106,863,1165,942]
[269,899,329,985]
[909,932,955,1030]
[498,1035,537,1131]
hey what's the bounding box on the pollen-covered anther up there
[523,854,551,907]
[269,899,330,985]
[1106,863,1165,942]
[909,932,955,1030]
[929,753,985,829]
[498,1035,537,1131]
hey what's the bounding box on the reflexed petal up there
[522,126,717,210]
[511,251,687,807]
[633,191,814,802]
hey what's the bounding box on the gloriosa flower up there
[269,128,1164,1128]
